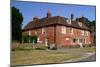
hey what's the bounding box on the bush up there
[68,45,80,48]
[11,42,48,51]
[11,43,34,51]
[83,44,90,47]
[22,35,37,43]
[35,45,47,50]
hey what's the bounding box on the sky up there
[11,1,96,28]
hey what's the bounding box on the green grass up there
[11,42,96,66]
[11,50,78,66]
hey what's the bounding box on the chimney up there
[47,10,51,18]
[70,13,74,21]
[33,16,39,22]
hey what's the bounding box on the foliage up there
[89,20,96,45]
[22,35,37,43]
[11,42,47,51]
[35,45,47,50]
[68,45,80,48]
[11,6,23,42]
[11,43,34,51]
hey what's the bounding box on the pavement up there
[47,47,96,63]
[78,53,96,62]
[63,52,96,63]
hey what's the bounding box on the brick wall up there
[23,25,91,47]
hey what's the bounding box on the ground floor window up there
[72,38,85,44]
[73,39,77,43]
[79,39,83,43]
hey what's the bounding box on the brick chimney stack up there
[47,10,51,18]
[71,13,74,21]
[33,16,39,22]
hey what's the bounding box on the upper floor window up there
[81,30,84,35]
[34,30,37,35]
[61,26,66,34]
[29,30,31,36]
[70,27,73,34]
[42,27,46,34]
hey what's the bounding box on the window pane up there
[62,26,66,34]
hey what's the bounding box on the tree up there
[80,16,91,27]
[89,20,96,32]
[11,6,23,42]
[89,20,96,45]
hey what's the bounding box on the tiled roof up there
[23,16,89,31]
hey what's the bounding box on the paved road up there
[79,53,96,62]
[49,47,96,63]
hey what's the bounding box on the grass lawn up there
[11,47,96,66]
[11,50,78,66]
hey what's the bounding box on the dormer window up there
[78,22,82,27]
[67,19,71,24]
[66,19,69,22]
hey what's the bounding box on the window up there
[81,30,84,35]
[42,27,46,34]
[34,30,37,35]
[79,39,83,43]
[70,27,73,34]
[86,31,88,36]
[62,26,66,34]
[67,19,71,24]
[29,30,31,36]
[66,19,69,22]
[73,39,77,43]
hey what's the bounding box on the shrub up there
[22,35,37,43]
[35,45,47,50]
[11,43,34,51]
[68,45,80,48]
[83,44,89,47]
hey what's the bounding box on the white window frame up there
[61,26,66,34]
[34,30,37,35]
[81,30,84,36]
[70,27,73,34]
[29,30,31,36]
[42,27,46,34]
[67,19,71,24]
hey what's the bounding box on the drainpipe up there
[54,25,57,49]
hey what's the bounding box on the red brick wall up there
[55,25,91,47]
[23,25,91,47]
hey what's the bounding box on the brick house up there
[23,11,91,48]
